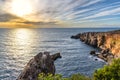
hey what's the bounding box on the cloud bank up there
[0,0,120,27]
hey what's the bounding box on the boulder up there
[90,51,96,55]
[17,52,62,80]
[95,58,98,61]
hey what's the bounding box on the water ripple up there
[0,28,117,79]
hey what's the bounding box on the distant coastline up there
[71,29,120,63]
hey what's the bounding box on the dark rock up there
[97,53,107,61]
[101,49,110,54]
[97,50,114,62]
[71,34,80,39]
[90,51,96,55]
[51,53,62,61]
[17,52,62,80]
[95,58,98,61]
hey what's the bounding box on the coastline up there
[71,29,120,63]
[16,28,120,79]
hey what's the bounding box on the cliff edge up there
[71,29,120,62]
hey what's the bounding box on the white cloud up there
[82,0,103,7]
[1,0,120,27]
[82,7,120,20]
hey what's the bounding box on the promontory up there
[71,29,120,63]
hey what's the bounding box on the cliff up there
[71,30,120,62]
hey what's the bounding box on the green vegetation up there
[38,58,120,80]
[70,74,91,80]
[38,73,91,80]
[93,58,120,80]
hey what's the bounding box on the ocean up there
[0,28,119,80]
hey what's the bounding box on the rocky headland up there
[71,29,120,63]
[17,52,62,80]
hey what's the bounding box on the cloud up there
[82,6,120,20]
[0,0,120,27]
[0,13,19,22]
[22,21,57,25]
[82,0,103,7]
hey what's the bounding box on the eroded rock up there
[17,52,62,80]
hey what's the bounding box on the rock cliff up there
[17,52,61,80]
[71,30,120,62]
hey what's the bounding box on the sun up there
[9,0,33,17]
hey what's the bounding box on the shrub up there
[38,73,91,80]
[38,73,68,80]
[93,58,120,80]
[70,74,91,80]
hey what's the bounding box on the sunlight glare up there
[10,0,33,17]
[5,28,39,64]
[14,29,32,45]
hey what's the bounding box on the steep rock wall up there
[71,30,120,59]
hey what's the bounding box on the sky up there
[0,0,120,28]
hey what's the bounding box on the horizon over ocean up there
[0,28,119,80]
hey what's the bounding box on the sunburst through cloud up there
[0,0,120,27]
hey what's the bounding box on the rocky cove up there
[16,29,120,80]
[71,29,120,63]
[1,28,112,80]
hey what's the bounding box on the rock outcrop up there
[17,52,62,80]
[71,34,81,39]
[90,51,96,56]
[71,30,120,62]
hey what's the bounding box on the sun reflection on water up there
[0,28,40,79]
[14,28,33,45]
[7,28,38,60]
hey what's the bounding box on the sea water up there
[0,28,119,80]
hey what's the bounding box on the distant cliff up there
[71,30,120,62]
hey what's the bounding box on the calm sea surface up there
[0,28,119,80]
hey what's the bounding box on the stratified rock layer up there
[17,52,61,80]
[71,30,120,61]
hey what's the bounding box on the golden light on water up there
[14,29,31,45]
[7,28,37,58]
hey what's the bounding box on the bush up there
[70,74,91,80]
[38,73,91,80]
[38,73,67,80]
[93,58,120,80]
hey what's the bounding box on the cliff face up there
[71,30,120,59]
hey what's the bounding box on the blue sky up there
[0,0,120,28]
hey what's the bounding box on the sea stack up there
[17,52,62,80]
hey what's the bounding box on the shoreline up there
[71,29,120,63]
